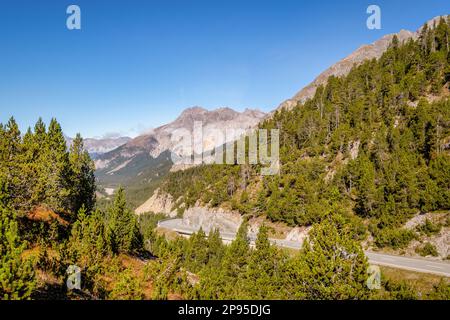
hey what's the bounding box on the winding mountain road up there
[158,218,450,277]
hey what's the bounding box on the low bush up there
[415,242,439,257]
[374,228,417,249]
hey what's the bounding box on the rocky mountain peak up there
[95,106,266,172]
[178,106,208,118]
[243,108,266,118]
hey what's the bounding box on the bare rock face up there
[285,226,311,244]
[135,188,177,217]
[149,107,266,159]
[349,140,361,160]
[182,206,243,234]
[398,212,449,259]
[83,137,132,155]
[169,163,197,172]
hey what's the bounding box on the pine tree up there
[107,187,142,254]
[206,228,224,268]
[69,207,109,263]
[428,154,450,209]
[243,225,283,299]
[352,154,379,217]
[221,222,250,297]
[19,127,40,211]
[109,268,144,300]
[41,118,71,212]
[0,180,35,299]
[299,215,370,299]
[185,228,208,272]
[30,118,48,207]
[69,133,96,215]
[3,118,23,211]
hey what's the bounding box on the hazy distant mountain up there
[65,136,132,158]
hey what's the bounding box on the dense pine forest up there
[162,17,450,250]
[0,118,144,299]
[1,17,450,300]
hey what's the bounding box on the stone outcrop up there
[285,226,311,243]
[135,188,177,217]
[182,206,243,234]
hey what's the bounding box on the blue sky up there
[0,0,448,138]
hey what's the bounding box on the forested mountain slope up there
[275,16,445,111]
[161,17,450,249]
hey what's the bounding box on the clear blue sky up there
[0,0,448,138]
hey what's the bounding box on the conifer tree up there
[206,228,224,268]
[0,179,35,299]
[3,118,23,211]
[299,215,370,299]
[185,228,208,272]
[19,127,40,211]
[69,133,96,215]
[352,154,379,217]
[69,207,109,263]
[243,225,283,299]
[41,118,71,212]
[30,118,48,207]
[107,187,142,254]
[221,222,250,297]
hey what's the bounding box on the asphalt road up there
[158,218,450,277]
[365,251,450,277]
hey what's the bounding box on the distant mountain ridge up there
[96,106,265,171]
[65,136,131,158]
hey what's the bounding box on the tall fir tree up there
[69,133,96,215]
[42,118,71,212]
[299,215,370,299]
[3,118,23,211]
[243,225,284,299]
[107,187,142,254]
[221,222,250,297]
